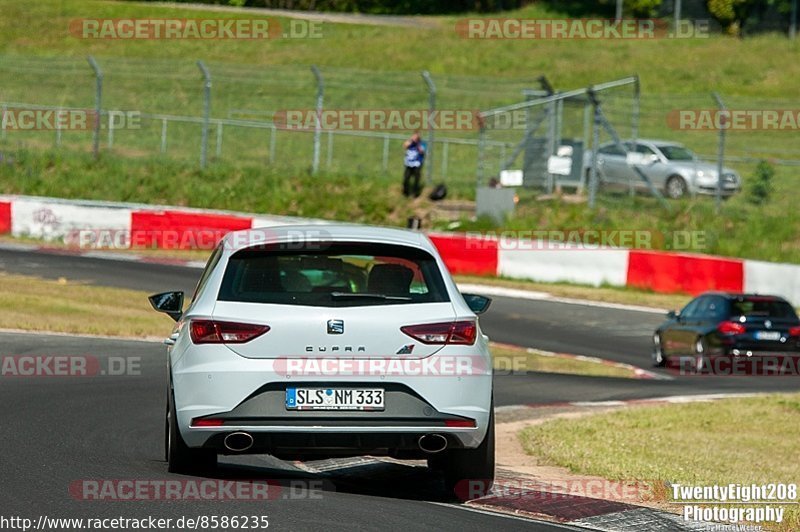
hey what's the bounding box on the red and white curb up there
[1,193,799,305]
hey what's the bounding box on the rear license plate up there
[754,331,781,341]
[285,388,385,411]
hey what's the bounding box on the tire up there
[652,333,666,367]
[166,389,217,474]
[665,175,688,199]
[438,403,495,499]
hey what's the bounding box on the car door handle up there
[164,332,179,346]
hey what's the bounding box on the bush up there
[747,159,774,204]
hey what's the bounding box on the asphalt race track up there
[3,246,800,398]
[2,247,800,530]
[0,332,578,531]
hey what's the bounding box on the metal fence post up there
[546,98,557,193]
[476,124,486,187]
[326,131,334,167]
[160,118,168,154]
[382,135,390,172]
[421,71,436,183]
[269,126,276,163]
[791,0,797,39]
[588,101,601,209]
[196,60,211,170]
[107,111,114,148]
[55,107,62,147]
[441,140,449,180]
[0,105,6,141]
[87,56,103,159]
[712,92,728,214]
[311,65,324,175]
[216,122,223,158]
[582,102,590,152]
[631,75,640,143]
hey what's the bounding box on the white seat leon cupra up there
[149,224,494,495]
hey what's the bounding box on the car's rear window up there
[217,242,450,307]
[730,298,798,319]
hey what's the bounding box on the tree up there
[747,160,774,205]
[706,0,763,36]
[626,0,664,17]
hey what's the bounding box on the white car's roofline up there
[221,224,434,255]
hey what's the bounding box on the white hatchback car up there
[150,224,494,493]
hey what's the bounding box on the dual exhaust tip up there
[418,433,448,454]
[223,431,448,454]
[224,432,254,452]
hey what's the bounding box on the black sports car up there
[653,292,800,372]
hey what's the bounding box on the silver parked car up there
[583,139,741,199]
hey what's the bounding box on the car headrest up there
[367,264,414,296]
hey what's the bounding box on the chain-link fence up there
[1,54,798,200]
[0,55,539,194]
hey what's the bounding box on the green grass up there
[0,149,409,224]
[491,342,637,378]
[519,395,800,530]
[0,272,167,337]
[0,0,799,262]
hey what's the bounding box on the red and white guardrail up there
[0,194,797,305]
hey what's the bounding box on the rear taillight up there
[189,319,270,344]
[191,418,224,427]
[401,321,477,345]
[789,326,800,337]
[445,419,477,428]
[717,321,746,335]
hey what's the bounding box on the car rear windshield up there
[730,298,798,319]
[217,242,450,307]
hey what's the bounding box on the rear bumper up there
[200,430,471,459]
[171,345,493,451]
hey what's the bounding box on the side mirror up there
[463,293,492,315]
[148,291,184,321]
[667,310,678,320]
[645,154,659,165]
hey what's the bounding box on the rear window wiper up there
[330,291,412,302]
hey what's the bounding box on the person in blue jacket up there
[402,131,425,198]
